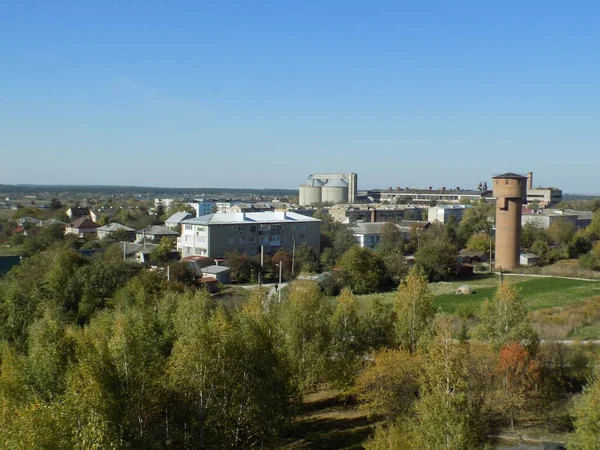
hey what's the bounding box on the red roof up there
[182,255,212,262]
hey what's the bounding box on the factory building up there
[299,173,358,206]
[524,172,562,207]
[367,184,491,205]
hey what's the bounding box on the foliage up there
[355,348,421,420]
[151,236,176,264]
[358,296,396,350]
[414,233,457,281]
[547,219,576,246]
[293,242,320,274]
[279,280,332,391]
[466,232,491,254]
[475,283,538,351]
[521,221,548,249]
[338,246,387,294]
[329,288,363,389]
[496,342,540,429]
[394,268,434,352]
[568,367,600,450]
[579,253,600,271]
[224,250,259,283]
[457,201,493,245]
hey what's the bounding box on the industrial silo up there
[321,178,349,205]
[299,179,323,206]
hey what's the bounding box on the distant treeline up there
[0,184,298,197]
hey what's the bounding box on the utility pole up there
[278,262,282,303]
[259,245,264,287]
[291,238,296,278]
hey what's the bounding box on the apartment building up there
[177,211,321,258]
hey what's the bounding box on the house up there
[135,225,179,243]
[201,265,231,284]
[17,216,42,227]
[458,249,489,264]
[121,242,179,266]
[64,217,100,238]
[520,253,541,266]
[97,223,135,240]
[165,211,194,229]
[178,211,321,258]
[89,208,118,224]
[41,219,66,228]
[522,210,592,230]
[66,207,90,219]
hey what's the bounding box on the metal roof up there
[182,211,321,225]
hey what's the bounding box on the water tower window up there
[505,180,509,185]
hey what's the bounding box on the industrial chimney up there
[527,172,533,191]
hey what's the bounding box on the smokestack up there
[527,172,533,191]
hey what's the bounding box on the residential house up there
[201,265,231,284]
[65,217,100,238]
[89,208,118,224]
[135,225,179,243]
[66,207,90,219]
[97,223,135,240]
[165,211,194,229]
[121,242,179,266]
[187,199,216,216]
[177,211,321,258]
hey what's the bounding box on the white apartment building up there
[427,204,473,224]
[177,211,321,258]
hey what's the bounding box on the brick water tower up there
[493,173,527,270]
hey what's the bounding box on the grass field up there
[434,277,600,313]
[0,245,23,256]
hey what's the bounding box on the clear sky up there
[1,1,599,193]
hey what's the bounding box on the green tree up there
[394,268,434,352]
[412,317,484,450]
[338,246,387,293]
[547,219,576,246]
[475,283,538,351]
[293,242,320,274]
[414,234,457,281]
[457,201,494,245]
[466,232,491,254]
[151,237,176,265]
[359,296,396,350]
[279,280,331,391]
[329,288,363,388]
[585,210,600,240]
[521,221,548,249]
[377,222,404,256]
[355,348,421,420]
[568,368,600,450]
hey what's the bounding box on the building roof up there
[164,211,193,224]
[493,172,527,180]
[520,253,540,259]
[18,216,42,224]
[121,242,158,256]
[430,204,473,210]
[136,225,179,236]
[202,265,231,274]
[350,222,401,235]
[182,211,321,225]
[69,217,99,229]
[97,223,135,232]
[42,219,66,227]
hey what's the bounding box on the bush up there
[579,253,600,271]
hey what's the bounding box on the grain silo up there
[299,179,323,206]
[321,178,349,205]
[493,173,527,271]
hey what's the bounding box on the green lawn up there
[0,245,23,256]
[434,277,600,314]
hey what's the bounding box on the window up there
[184,224,193,231]
[239,237,245,244]
[198,237,206,243]
[298,224,306,231]
[228,238,234,245]
[249,236,256,243]
[196,226,205,232]
[250,226,256,232]
[290,224,296,231]
[238,226,244,232]
[299,233,305,240]
[228,226,235,232]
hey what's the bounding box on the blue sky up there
[1,1,599,193]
